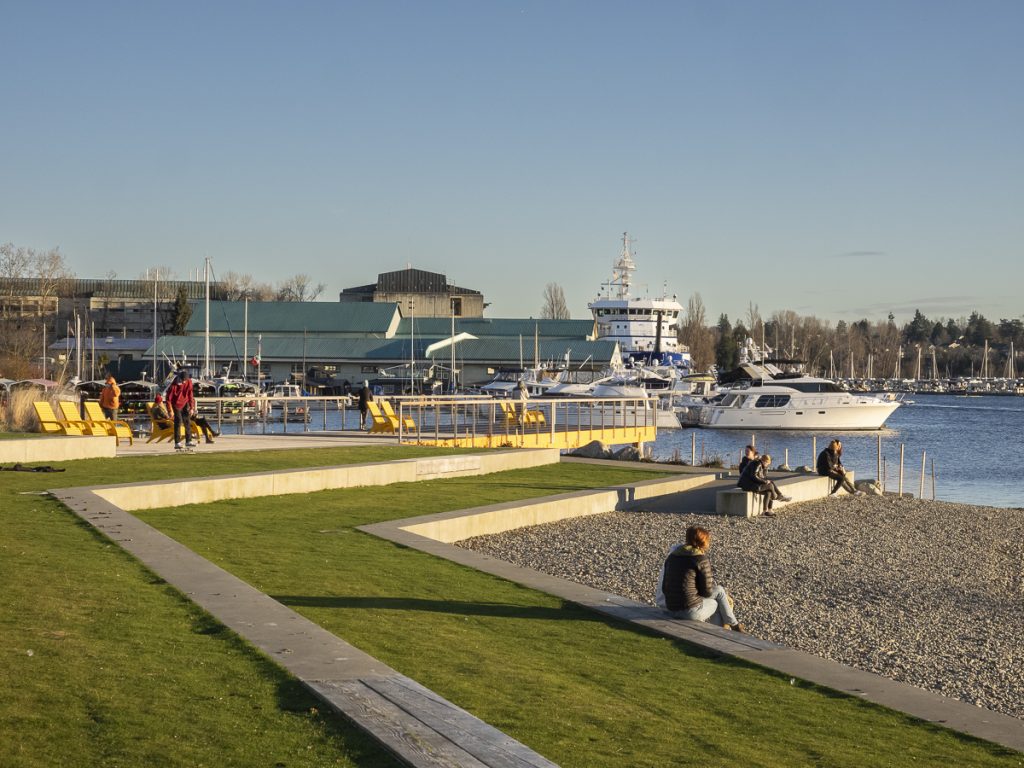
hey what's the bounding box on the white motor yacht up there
[678,362,900,430]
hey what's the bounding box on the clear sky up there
[2,1,1022,325]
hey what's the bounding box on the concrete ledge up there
[0,435,117,463]
[92,449,561,512]
[717,472,855,517]
[399,474,717,544]
[362,490,1024,755]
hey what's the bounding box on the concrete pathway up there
[53,484,558,768]
[116,431,397,457]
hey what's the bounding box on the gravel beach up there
[459,494,1024,720]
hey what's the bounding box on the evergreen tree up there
[715,314,737,370]
[171,286,193,335]
[904,309,931,343]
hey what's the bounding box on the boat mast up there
[204,256,210,379]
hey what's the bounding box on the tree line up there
[678,293,1023,379]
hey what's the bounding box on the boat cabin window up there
[719,392,743,407]
[784,381,844,393]
[755,394,791,408]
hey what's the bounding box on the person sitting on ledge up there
[151,394,219,444]
[655,525,744,632]
[738,444,758,474]
[738,453,791,517]
[817,439,862,496]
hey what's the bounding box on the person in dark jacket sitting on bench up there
[738,444,758,474]
[738,453,791,516]
[655,525,744,631]
[817,439,862,495]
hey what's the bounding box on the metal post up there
[691,432,696,465]
[784,447,789,468]
[919,450,926,500]
[877,434,882,487]
[751,433,755,450]
[812,436,817,468]
[898,443,905,497]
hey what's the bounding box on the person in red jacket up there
[164,369,196,449]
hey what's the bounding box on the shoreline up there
[460,494,1024,721]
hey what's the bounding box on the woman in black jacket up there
[738,454,791,516]
[816,439,861,495]
[655,526,744,631]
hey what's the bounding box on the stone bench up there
[716,471,854,517]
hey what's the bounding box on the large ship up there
[588,233,687,368]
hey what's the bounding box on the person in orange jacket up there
[99,374,121,420]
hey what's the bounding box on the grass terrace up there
[2,446,1021,767]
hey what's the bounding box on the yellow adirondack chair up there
[58,401,108,436]
[146,402,175,443]
[144,403,201,443]
[82,400,134,445]
[33,401,86,436]
[380,400,416,432]
[366,401,396,433]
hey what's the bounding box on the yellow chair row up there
[366,400,417,433]
[34,401,134,445]
[497,400,546,427]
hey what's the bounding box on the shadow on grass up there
[188,611,404,767]
[272,594,608,622]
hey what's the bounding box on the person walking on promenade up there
[817,439,862,495]
[165,369,197,450]
[738,453,791,516]
[357,380,372,430]
[99,374,121,420]
[738,444,758,474]
[655,525,744,631]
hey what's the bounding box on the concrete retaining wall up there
[717,471,855,517]
[93,448,561,511]
[399,473,716,543]
[0,436,117,464]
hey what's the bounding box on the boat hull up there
[678,400,899,431]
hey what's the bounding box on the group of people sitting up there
[656,438,867,632]
[736,439,863,516]
[148,368,219,448]
[736,446,791,516]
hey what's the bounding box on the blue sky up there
[2,1,1022,325]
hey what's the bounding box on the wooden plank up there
[307,679,490,768]
[365,676,558,768]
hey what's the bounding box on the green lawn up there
[0,431,43,439]
[2,447,1020,767]
[136,467,1021,768]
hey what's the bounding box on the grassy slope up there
[135,466,1021,768]
[1,446,466,768]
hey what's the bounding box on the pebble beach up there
[459,494,1024,720]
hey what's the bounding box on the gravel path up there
[459,495,1024,720]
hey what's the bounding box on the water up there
[652,394,1024,509]
[210,395,1023,509]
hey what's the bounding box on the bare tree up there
[678,292,715,372]
[0,243,74,377]
[276,274,325,302]
[540,283,571,319]
[221,271,275,301]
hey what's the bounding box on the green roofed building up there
[153,299,613,391]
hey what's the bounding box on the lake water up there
[652,394,1024,509]
[216,393,1022,509]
